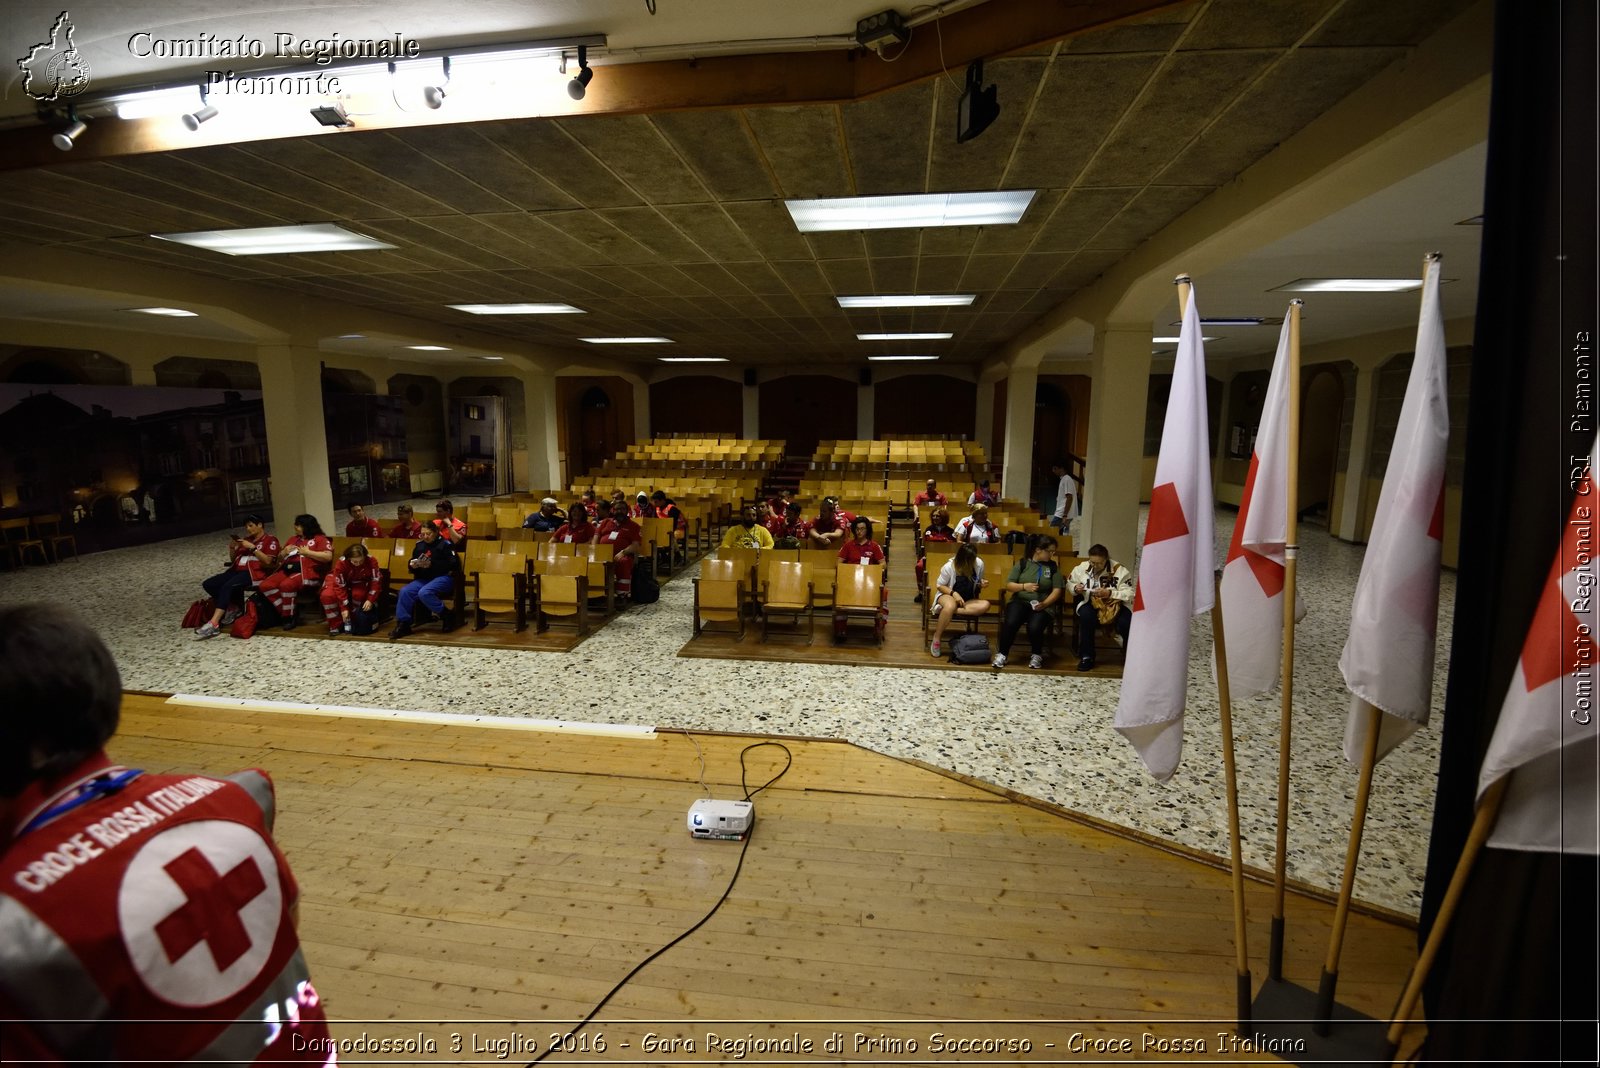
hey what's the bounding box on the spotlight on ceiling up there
[51,110,87,151]
[309,104,354,128]
[955,58,999,143]
[423,56,451,109]
[182,88,217,131]
[567,46,593,100]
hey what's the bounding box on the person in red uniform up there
[915,505,957,604]
[194,515,279,639]
[256,515,334,629]
[388,503,423,541]
[0,604,333,1064]
[593,500,644,601]
[630,492,651,520]
[552,501,595,544]
[577,490,599,521]
[913,478,947,509]
[834,516,888,641]
[775,502,810,548]
[650,490,686,529]
[431,499,467,546]
[343,502,382,538]
[808,498,847,549]
[757,500,786,542]
[318,542,385,635]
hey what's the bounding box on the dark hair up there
[397,504,414,517]
[953,542,977,578]
[1088,543,1109,558]
[346,502,363,514]
[595,498,613,513]
[978,479,990,488]
[436,499,454,514]
[343,543,368,561]
[242,513,265,527]
[294,513,324,537]
[0,605,122,798]
[651,491,667,502]
[786,502,801,517]
[570,501,588,520]
[1025,533,1059,558]
[851,516,873,540]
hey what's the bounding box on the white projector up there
[687,798,754,840]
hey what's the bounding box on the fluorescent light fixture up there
[337,333,366,339]
[1201,317,1266,326]
[857,332,953,341]
[867,355,939,362]
[837,294,975,308]
[407,345,451,351]
[448,302,584,315]
[124,307,198,317]
[152,224,397,256]
[580,337,673,344]
[1271,277,1426,293]
[658,357,728,363]
[113,86,202,120]
[1152,335,1217,343]
[786,191,1036,232]
[475,355,505,361]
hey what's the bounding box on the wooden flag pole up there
[1269,298,1304,981]
[1314,700,1382,1033]
[1383,778,1509,1059]
[1178,273,1252,1028]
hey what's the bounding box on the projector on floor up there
[687,798,754,840]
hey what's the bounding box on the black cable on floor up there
[525,742,792,1065]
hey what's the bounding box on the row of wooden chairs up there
[0,514,78,567]
[694,556,884,646]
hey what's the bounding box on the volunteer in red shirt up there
[834,516,888,642]
[552,501,595,544]
[257,514,333,629]
[807,498,847,549]
[318,542,385,635]
[431,499,467,546]
[388,503,423,541]
[594,500,645,601]
[194,515,279,639]
[0,604,333,1064]
[913,478,947,509]
[343,502,382,538]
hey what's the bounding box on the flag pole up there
[1383,778,1509,1059]
[1268,298,1304,981]
[1314,700,1383,1038]
[1178,272,1253,1028]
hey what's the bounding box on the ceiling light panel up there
[580,337,673,344]
[124,307,198,317]
[152,223,397,256]
[449,303,584,315]
[786,191,1036,232]
[836,294,975,308]
[857,332,953,341]
[1271,278,1426,293]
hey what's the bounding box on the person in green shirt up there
[993,533,1068,670]
[719,504,775,551]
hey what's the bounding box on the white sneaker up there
[1113,634,1125,648]
[991,653,1007,669]
[1028,654,1044,669]
[193,622,219,640]
[929,640,941,658]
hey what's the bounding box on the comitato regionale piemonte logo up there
[17,11,92,102]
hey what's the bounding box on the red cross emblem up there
[155,847,269,971]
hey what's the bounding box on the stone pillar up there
[1082,324,1153,556]
[742,381,760,439]
[975,378,996,460]
[1337,362,1378,542]
[857,381,874,439]
[632,377,650,443]
[257,344,333,527]
[1000,367,1037,502]
[519,370,562,492]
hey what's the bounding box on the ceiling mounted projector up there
[956,58,999,143]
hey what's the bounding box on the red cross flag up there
[1220,314,1294,698]
[1340,255,1449,763]
[1115,282,1215,781]
[1478,435,1599,855]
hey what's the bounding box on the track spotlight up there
[182,105,218,130]
[423,56,451,109]
[567,45,593,100]
[51,110,87,151]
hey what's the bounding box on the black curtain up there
[1422,1,1598,1060]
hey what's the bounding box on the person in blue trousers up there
[389,523,459,639]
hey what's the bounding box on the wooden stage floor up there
[111,693,1420,1061]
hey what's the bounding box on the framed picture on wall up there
[233,479,265,507]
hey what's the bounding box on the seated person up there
[913,478,947,509]
[344,502,383,537]
[807,498,848,549]
[774,502,809,549]
[0,604,331,1061]
[954,502,1001,544]
[389,503,423,540]
[767,488,796,520]
[594,500,644,601]
[721,504,774,550]
[552,500,595,544]
[834,516,887,642]
[319,542,385,635]
[194,514,279,639]
[1069,543,1135,671]
[523,497,566,532]
[914,505,957,603]
[431,499,468,546]
[928,543,992,658]
[578,490,599,520]
[756,500,786,542]
[609,489,630,516]
[390,523,458,639]
[993,533,1068,670]
[631,492,652,519]
[649,490,686,530]
[256,514,333,629]
[968,479,998,506]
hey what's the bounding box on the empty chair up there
[32,514,77,563]
[834,563,885,645]
[471,552,527,632]
[693,562,745,639]
[759,560,814,644]
[2,518,46,567]
[532,554,589,634]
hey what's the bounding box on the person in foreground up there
[1069,543,1134,671]
[993,533,1067,670]
[0,604,332,1063]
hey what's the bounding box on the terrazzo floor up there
[0,510,1452,916]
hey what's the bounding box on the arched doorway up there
[578,385,616,479]
[1299,366,1345,525]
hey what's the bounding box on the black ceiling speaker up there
[956,58,999,143]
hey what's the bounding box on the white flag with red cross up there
[1340,256,1449,763]
[1478,436,1600,855]
[1114,283,1215,781]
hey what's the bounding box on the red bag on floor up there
[229,600,259,639]
[182,597,213,629]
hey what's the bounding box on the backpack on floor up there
[182,597,213,629]
[229,600,259,639]
[630,561,660,604]
[951,632,991,664]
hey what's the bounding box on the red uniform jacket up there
[839,539,886,565]
[278,534,332,583]
[345,518,383,537]
[325,557,385,602]
[231,534,281,583]
[553,520,594,544]
[388,519,423,540]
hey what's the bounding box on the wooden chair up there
[532,554,589,634]
[759,560,814,644]
[796,548,840,608]
[32,514,78,563]
[2,518,46,567]
[471,553,527,632]
[693,564,746,639]
[834,563,884,646]
[580,543,616,616]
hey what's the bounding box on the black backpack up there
[951,632,990,664]
[630,561,661,604]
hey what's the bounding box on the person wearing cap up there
[388,503,423,540]
[523,497,566,532]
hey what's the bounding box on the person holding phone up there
[1068,543,1134,671]
[993,533,1068,670]
[193,515,279,639]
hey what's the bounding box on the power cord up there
[525,741,792,1065]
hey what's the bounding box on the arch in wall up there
[0,346,127,386]
[155,357,262,391]
[322,367,376,394]
[1300,364,1346,524]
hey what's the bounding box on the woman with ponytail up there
[993,533,1067,670]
